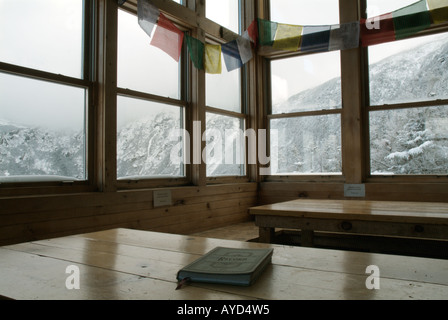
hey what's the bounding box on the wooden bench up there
[249,199,448,247]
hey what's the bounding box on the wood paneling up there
[0,183,257,246]
[258,181,448,205]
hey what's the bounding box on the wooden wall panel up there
[0,183,257,246]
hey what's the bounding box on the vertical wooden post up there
[96,0,118,192]
[340,0,365,185]
[189,0,207,187]
[301,230,315,247]
[259,227,276,243]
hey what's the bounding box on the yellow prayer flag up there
[427,0,448,24]
[204,44,222,74]
[272,23,303,51]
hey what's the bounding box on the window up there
[268,1,342,176]
[205,45,245,177]
[0,0,89,183]
[117,8,187,181]
[206,0,240,34]
[270,0,339,26]
[368,32,448,176]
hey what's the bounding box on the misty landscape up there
[1,34,448,180]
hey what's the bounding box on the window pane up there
[0,0,84,79]
[118,9,180,99]
[0,72,87,182]
[366,0,419,17]
[206,113,245,177]
[271,52,341,114]
[206,55,241,113]
[117,96,185,179]
[369,33,448,106]
[270,115,342,175]
[206,0,239,34]
[370,106,448,175]
[270,0,339,25]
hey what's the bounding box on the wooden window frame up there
[0,0,96,196]
[115,5,191,190]
[361,0,448,184]
[112,0,255,189]
[261,0,345,183]
[204,35,250,184]
[261,0,448,186]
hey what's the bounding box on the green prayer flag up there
[185,34,204,70]
[257,18,278,47]
[392,0,431,39]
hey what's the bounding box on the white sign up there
[154,189,172,208]
[344,184,366,198]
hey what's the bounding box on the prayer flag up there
[258,18,278,46]
[392,0,431,39]
[222,40,243,72]
[328,21,360,51]
[273,23,303,51]
[427,0,448,24]
[237,31,253,64]
[185,34,204,70]
[204,44,222,74]
[138,0,160,38]
[247,19,258,44]
[360,13,396,47]
[150,13,184,62]
[301,25,331,53]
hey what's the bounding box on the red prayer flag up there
[150,12,184,62]
[247,19,258,44]
[360,13,396,47]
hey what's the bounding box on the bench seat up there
[249,199,448,247]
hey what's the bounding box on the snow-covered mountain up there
[0,122,85,180]
[272,34,448,175]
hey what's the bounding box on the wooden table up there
[250,199,448,246]
[1,228,448,300]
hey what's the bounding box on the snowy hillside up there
[272,33,448,175]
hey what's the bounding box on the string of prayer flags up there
[258,18,278,47]
[150,12,184,62]
[427,0,448,24]
[360,13,396,47]
[221,40,243,72]
[204,44,222,74]
[134,0,448,73]
[272,23,303,52]
[301,25,331,53]
[237,31,253,64]
[392,0,431,39]
[138,0,160,38]
[185,34,204,70]
[328,22,360,51]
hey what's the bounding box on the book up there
[176,247,274,287]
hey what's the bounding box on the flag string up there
[126,0,448,74]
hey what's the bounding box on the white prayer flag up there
[138,0,160,38]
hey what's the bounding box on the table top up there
[250,199,448,224]
[1,228,447,300]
